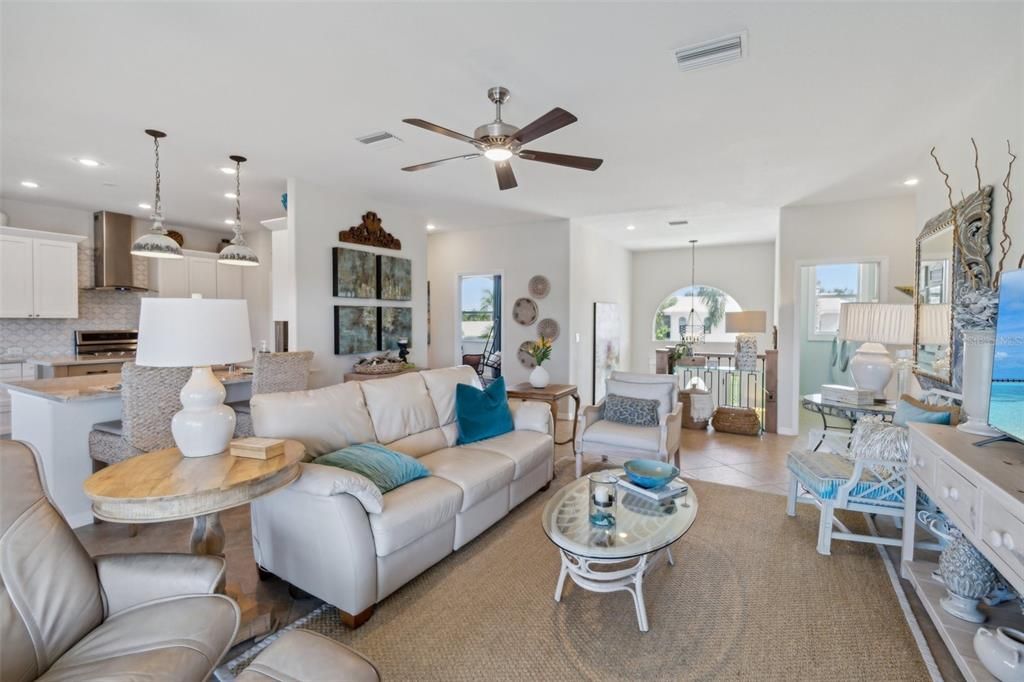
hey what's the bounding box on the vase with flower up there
[529,337,553,388]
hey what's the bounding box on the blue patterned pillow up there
[603,393,660,427]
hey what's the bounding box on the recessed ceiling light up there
[224,218,237,225]
[903,177,919,186]
[220,167,236,175]
[75,158,101,167]
[426,224,436,231]
[626,224,636,231]
[224,192,237,199]
[20,180,39,188]
[138,202,152,210]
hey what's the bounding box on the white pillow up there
[605,379,673,419]
[288,462,384,513]
[509,399,551,434]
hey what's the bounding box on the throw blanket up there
[688,391,715,421]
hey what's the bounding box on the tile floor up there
[677,426,798,496]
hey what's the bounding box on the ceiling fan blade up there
[508,108,577,145]
[518,150,603,171]
[495,161,518,190]
[401,153,481,172]
[402,118,478,145]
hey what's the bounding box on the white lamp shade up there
[137,297,253,367]
[725,310,767,334]
[918,303,951,346]
[838,303,914,345]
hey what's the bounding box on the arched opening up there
[652,285,743,343]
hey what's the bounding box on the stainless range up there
[30,330,138,379]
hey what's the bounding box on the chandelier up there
[680,239,705,345]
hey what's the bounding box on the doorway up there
[457,273,502,384]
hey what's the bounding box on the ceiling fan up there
[401,86,603,190]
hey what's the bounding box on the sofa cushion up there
[455,377,514,445]
[39,594,238,682]
[313,443,429,494]
[418,447,514,512]
[368,476,462,556]
[361,373,440,444]
[469,430,552,479]
[386,427,448,458]
[421,366,482,426]
[251,382,375,457]
[582,420,660,452]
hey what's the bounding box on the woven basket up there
[679,391,710,431]
[354,361,406,376]
[711,406,761,436]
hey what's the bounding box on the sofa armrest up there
[509,399,553,436]
[287,462,384,513]
[660,402,684,457]
[94,553,227,617]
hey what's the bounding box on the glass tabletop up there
[541,469,699,560]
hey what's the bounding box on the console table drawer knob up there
[949,488,960,501]
[941,486,950,499]
[914,457,925,468]
[1004,533,1016,551]
[990,530,1004,547]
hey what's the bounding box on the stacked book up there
[617,475,689,502]
[821,383,876,406]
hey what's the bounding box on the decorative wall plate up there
[518,341,537,369]
[512,297,538,325]
[528,275,550,299]
[537,318,560,341]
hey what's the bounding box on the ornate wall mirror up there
[913,186,993,388]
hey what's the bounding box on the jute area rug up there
[224,465,928,681]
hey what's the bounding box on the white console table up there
[902,422,1024,681]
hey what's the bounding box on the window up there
[653,285,742,342]
[806,262,880,341]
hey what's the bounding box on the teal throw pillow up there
[455,376,514,445]
[314,443,429,494]
[604,393,660,427]
[893,399,952,426]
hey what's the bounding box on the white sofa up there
[248,366,553,627]
[575,371,682,477]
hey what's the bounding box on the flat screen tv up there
[990,268,1024,443]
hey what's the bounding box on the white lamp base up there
[172,366,236,457]
[849,342,893,401]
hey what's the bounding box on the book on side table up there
[230,437,286,460]
[617,475,689,502]
[821,383,876,406]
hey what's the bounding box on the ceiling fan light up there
[484,147,513,162]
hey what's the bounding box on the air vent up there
[355,131,402,148]
[668,220,690,227]
[673,32,746,72]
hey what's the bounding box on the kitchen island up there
[2,370,252,528]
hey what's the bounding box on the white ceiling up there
[1,2,1021,245]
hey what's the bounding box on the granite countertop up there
[0,356,27,365]
[2,369,252,403]
[25,356,134,367]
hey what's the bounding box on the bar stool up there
[233,351,314,437]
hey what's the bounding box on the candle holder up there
[588,471,617,527]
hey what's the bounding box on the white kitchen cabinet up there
[216,261,244,299]
[154,249,246,300]
[188,257,218,298]
[0,362,27,435]
[0,228,83,319]
[155,256,189,297]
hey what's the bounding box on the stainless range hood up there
[90,211,149,291]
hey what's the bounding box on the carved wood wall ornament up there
[339,212,402,250]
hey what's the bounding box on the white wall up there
[569,222,632,405]
[287,178,428,388]
[776,195,917,434]
[427,220,571,391]
[630,241,776,374]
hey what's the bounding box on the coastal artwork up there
[334,305,378,355]
[379,255,412,301]
[332,248,377,299]
[593,302,621,403]
[991,270,1024,441]
[380,306,412,351]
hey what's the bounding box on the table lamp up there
[725,311,767,371]
[136,296,253,457]
[838,303,914,400]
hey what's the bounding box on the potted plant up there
[529,337,553,388]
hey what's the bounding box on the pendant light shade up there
[218,155,260,267]
[681,239,705,345]
[131,129,184,259]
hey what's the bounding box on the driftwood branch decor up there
[339,211,402,250]
[995,140,1016,277]
[930,146,976,289]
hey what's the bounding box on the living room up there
[2,2,1024,680]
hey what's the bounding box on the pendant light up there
[681,239,706,345]
[218,155,260,267]
[131,130,184,259]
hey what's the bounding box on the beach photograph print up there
[333,247,377,298]
[334,305,379,355]
[991,269,1024,441]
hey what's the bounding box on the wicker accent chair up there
[88,362,190,468]
[233,351,314,437]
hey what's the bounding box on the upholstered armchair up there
[1,440,239,681]
[575,372,682,477]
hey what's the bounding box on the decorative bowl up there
[623,459,679,489]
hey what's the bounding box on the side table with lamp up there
[837,302,915,401]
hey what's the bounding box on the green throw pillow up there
[455,376,514,445]
[314,442,429,494]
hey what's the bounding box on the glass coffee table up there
[541,469,699,632]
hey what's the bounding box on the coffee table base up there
[554,546,674,632]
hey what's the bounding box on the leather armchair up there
[1,440,239,682]
[237,630,380,681]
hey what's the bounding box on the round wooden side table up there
[84,440,305,555]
